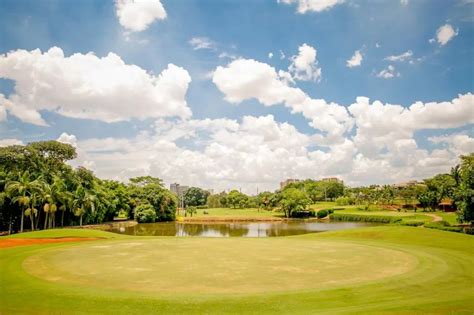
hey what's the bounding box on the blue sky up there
[0,0,473,192]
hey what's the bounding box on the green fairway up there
[187,207,283,219]
[1,227,473,314]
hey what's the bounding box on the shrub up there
[400,220,424,227]
[424,221,463,233]
[329,213,402,224]
[317,209,328,219]
[197,205,208,209]
[135,204,156,223]
[291,210,313,218]
[327,209,335,214]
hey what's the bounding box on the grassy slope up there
[1,227,473,314]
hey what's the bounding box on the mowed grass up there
[190,207,282,218]
[1,227,473,314]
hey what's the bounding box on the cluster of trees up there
[0,141,177,233]
[204,180,345,218]
[337,154,473,223]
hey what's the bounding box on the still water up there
[107,221,374,237]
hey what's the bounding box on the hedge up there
[424,221,463,233]
[329,213,402,224]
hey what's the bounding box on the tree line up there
[0,141,177,233]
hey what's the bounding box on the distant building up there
[170,183,189,209]
[321,177,343,184]
[170,183,189,196]
[280,179,301,190]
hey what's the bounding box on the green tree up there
[226,190,248,208]
[5,171,43,232]
[184,187,210,207]
[135,203,157,223]
[279,188,310,218]
[185,206,197,217]
[454,154,474,223]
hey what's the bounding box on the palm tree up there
[72,185,97,226]
[5,171,42,233]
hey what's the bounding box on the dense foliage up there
[0,142,177,233]
[183,187,210,207]
[135,204,157,223]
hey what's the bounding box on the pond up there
[107,221,374,237]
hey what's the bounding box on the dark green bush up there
[317,209,328,219]
[196,205,208,209]
[400,220,424,227]
[291,210,313,218]
[327,209,335,214]
[135,204,156,223]
[329,213,402,223]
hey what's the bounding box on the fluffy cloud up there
[436,24,458,46]
[400,0,409,5]
[376,65,400,79]
[289,43,322,82]
[189,37,216,50]
[211,57,473,188]
[278,0,344,14]
[71,95,473,192]
[57,132,78,148]
[0,138,24,147]
[212,58,352,140]
[346,50,363,68]
[429,134,474,156]
[0,100,6,122]
[348,93,474,157]
[0,47,192,125]
[115,0,166,32]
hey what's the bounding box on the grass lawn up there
[433,211,459,225]
[334,207,438,224]
[1,227,473,314]
[186,207,283,219]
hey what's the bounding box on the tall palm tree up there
[72,185,97,226]
[5,171,42,233]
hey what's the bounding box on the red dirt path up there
[0,237,100,249]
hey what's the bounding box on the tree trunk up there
[30,216,35,231]
[44,212,49,230]
[80,215,83,226]
[35,211,41,230]
[61,210,65,227]
[20,208,25,233]
[8,211,13,235]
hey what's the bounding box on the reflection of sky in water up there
[108,221,375,238]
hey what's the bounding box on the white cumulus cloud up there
[346,50,363,68]
[0,47,192,125]
[436,24,458,46]
[57,132,78,148]
[115,0,166,32]
[288,43,322,82]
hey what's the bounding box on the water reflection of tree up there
[178,223,249,237]
[265,223,306,237]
